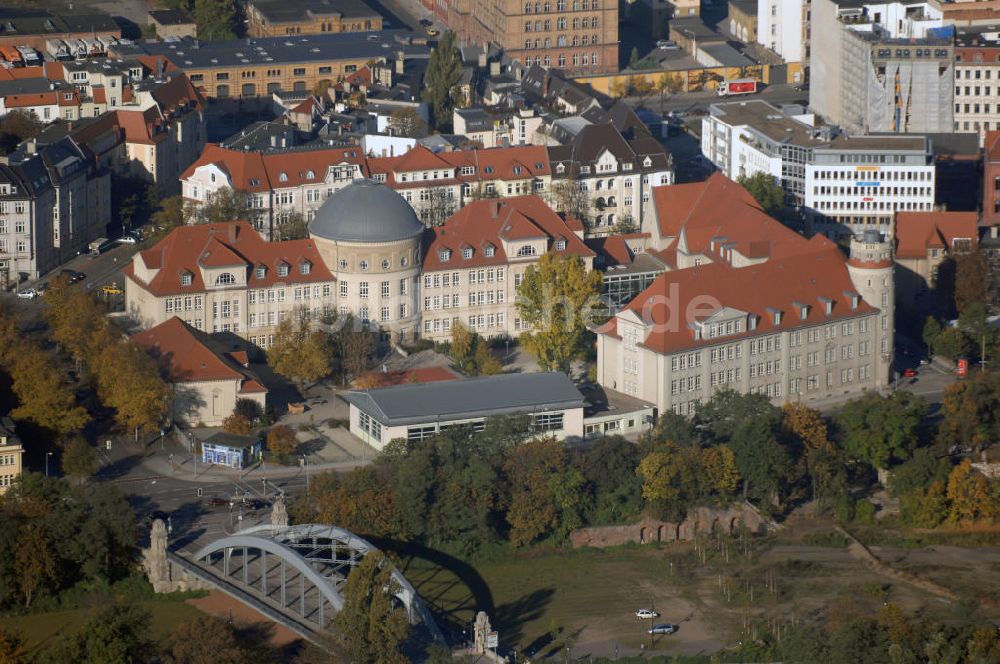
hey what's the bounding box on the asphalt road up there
[628,83,810,117]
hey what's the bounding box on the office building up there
[804,135,935,237]
[244,0,383,37]
[757,0,804,63]
[954,45,1000,145]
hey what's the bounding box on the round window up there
[359,260,369,271]
[400,256,409,267]
[381,259,390,270]
[338,259,348,270]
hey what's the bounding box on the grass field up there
[4,599,203,655]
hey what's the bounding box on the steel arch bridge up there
[189,524,444,644]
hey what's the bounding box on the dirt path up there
[186,590,302,647]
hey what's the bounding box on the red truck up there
[716,78,758,97]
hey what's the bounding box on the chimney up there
[228,224,238,243]
[394,58,404,75]
[490,61,500,77]
[490,200,501,218]
[478,52,487,68]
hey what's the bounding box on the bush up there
[853,499,876,525]
[267,425,298,456]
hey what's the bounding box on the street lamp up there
[45,452,53,477]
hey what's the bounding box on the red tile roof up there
[585,233,649,267]
[987,130,1000,163]
[895,211,979,259]
[179,143,368,194]
[423,195,594,271]
[651,172,827,263]
[600,245,876,355]
[366,144,551,189]
[123,220,334,297]
[132,317,268,393]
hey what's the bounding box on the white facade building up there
[805,135,934,237]
[757,0,804,63]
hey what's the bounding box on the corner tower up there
[846,229,895,386]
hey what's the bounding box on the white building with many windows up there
[804,135,934,237]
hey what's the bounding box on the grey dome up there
[308,179,423,243]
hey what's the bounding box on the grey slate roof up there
[117,31,425,70]
[249,0,380,23]
[344,372,586,426]
[308,178,423,243]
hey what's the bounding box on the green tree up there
[60,435,97,483]
[267,425,298,457]
[473,342,502,375]
[234,397,263,425]
[504,438,566,545]
[146,196,189,245]
[0,110,43,155]
[267,316,333,386]
[96,341,171,433]
[333,316,377,382]
[550,177,592,225]
[737,172,786,217]
[946,459,998,525]
[336,553,409,664]
[579,436,642,524]
[888,447,951,499]
[0,342,89,434]
[388,107,430,138]
[449,321,475,371]
[222,412,253,435]
[191,190,251,225]
[38,600,153,664]
[516,253,603,372]
[922,316,942,356]
[655,73,684,113]
[193,0,237,40]
[0,626,27,664]
[422,31,462,129]
[954,251,989,315]
[938,371,1000,451]
[958,302,1000,362]
[162,615,253,664]
[834,391,928,470]
[276,212,310,241]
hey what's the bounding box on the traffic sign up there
[486,632,499,649]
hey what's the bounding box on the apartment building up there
[810,0,953,134]
[245,0,382,37]
[701,100,832,206]
[548,123,673,235]
[180,143,368,237]
[441,0,618,74]
[452,106,546,148]
[181,143,552,235]
[147,10,197,40]
[0,417,23,495]
[18,72,206,196]
[123,220,339,344]
[894,211,978,307]
[804,135,935,237]
[984,130,1000,226]
[115,32,423,100]
[0,8,120,52]
[954,45,1000,145]
[0,137,110,281]
[420,195,594,340]
[757,0,805,63]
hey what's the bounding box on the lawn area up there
[5,599,202,654]
[394,543,718,658]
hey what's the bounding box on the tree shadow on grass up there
[493,587,555,649]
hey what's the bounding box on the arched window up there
[544,37,551,48]
[591,16,598,27]
[592,51,598,65]
[557,17,566,29]
[525,39,532,49]
[557,0,566,9]
[525,21,532,31]
[543,19,550,30]
[535,20,541,31]
[572,35,579,46]
[557,35,567,46]
[216,273,235,285]
[581,17,589,28]
[525,1,532,11]
[279,172,288,182]
[517,245,537,256]
[573,0,579,8]
[305,170,315,179]
[572,17,579,28]
[543,2,551,11]
[558,53,566,66]
[573,53,580,65]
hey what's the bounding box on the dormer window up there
[484,244,496,257]
[794,301,809,320]
[299,261,311,275]
[277,263,290,277]
[555,239,567,250]
[517,245,537,257]
[819,297,834,315]
[748,315,758,330]
[216,272,235,285]
[643,157,652,168]
[484,166,494,174]
[180,272,193,286]
[439,249,451,262]
[279,172,288,182]
[513,166,522,175]
[556,163,566,174]
[255,266,266,279]
[249,178,260,187]
[843,290,861,309]
[305,170,315,179]
[463,247,473,259]
[767,307,782,325]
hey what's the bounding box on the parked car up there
[116,234,137,245]
[635,609,660,620]
[244,498,270,510]
[648,623,677,635]
[919,358,931,366]
[419,18,433,26]
[16,288,39,299]
[903,368,918,378]
[100,284,124,296]
[656,39,679,50]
